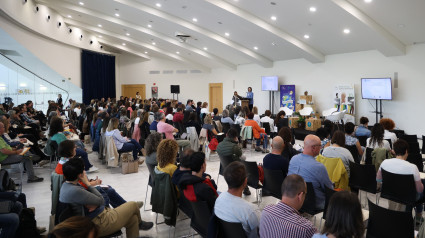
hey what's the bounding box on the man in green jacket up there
[216,128,250,195]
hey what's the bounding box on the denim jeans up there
[256,133,268,149]
[76,148,92,171]
[0,213,19,238]
[96,186,127,208]
[118,139,142,161]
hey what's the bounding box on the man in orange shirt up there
[244,112,268,153]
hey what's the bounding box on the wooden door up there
[121,84,146,100]
[209,83,223,112]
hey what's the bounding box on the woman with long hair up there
[156,139,179,177]
[278,127,299,160]
[367,123,391,150]
[145,132,162,166]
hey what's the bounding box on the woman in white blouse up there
[105,118,143,162]
[366,123,391,151]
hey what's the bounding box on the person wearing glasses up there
[288,135,333,210]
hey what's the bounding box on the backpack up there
[43,139,55,156]
[16,208,41,238]
[0,169,16,192]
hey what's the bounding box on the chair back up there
[344,144,360,163]
[221,123,230,134]
[263,168,285,199]
[231,124,242,136]
[216,215,247,238]
[422,135,425,154]
[348,161,377,194]
[400,134,417,143]
[323,186,337,219]
[365,147,373,165]
[367,199,414,238]
[173,122,184,137]
[146,163,156,187]
[381,169,417,206]
[190,201,212,237]
[385,139,392,149]
[242,161,261,189]
[218,154,233,176]
[262,122,271,135]
[357,136,368,147]
[213,120,222,133]
[299,182,322,215]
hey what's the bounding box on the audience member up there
[200,102,209,115]
[220,109,234,125]
[313,191,364,238]
[376,139,423,224]
[288,135,333,209]
[212,108,221,121]
[355,116,371,137]
[214,161,260,237]
[157,112,190,150]
[252,107,261,125]
[172,108,184,123]
[172,148,195,185]
[316,127,330,150]
[202,114,218,136]
[278,127,299,160]
[344,122,363,156]
[149,112,161,132]
[245,112,268,153]
[322,131,355,176]
[59,159,153,237]
[380,118,398,145]
[216,128,245,162]
[185,99,194,112]
[275,111,288,132]
[263,136,289,175]
[260,110,275,133]
[260,174,316,238]
[178,152,218,210]
[185,112,202,135]
[156,139,179,177]
[145,132,162,166]
[366,123,391,150]
[235,111,246,126]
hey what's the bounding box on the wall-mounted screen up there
[361,78,392,100]
[261,76,278,91]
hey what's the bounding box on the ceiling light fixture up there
[115,13,120,17]
[79,2,84,5]
[98,24,102,27]
[147,24,152,28]
[253,46,258,50]
[145,51,148,54]
[225,32,230,37]
[271,16,277,21]
[152,42,156,45]
[122,43,126,46]
[176,51,180,54]
[304,34,310,39]
[192,18,198,22]
[309,7,317,12]
[343,28,350,34]
[126,33,130,36]
[203,47,208,50]
[67,15,72,18]
[364,0,372,2]
[98,35,102,38]
[156,3,162,7]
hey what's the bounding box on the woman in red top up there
[244,112,269,153]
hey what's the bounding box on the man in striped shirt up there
[259,174,317,238]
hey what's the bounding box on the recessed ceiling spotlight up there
[203,47,208,50]
[304,34,310,39]
[176,51,180,54]
[225,32,230,37]
[115,13,120,17]
[79,2,84,5]
[271,42,277,46]
[398,24,405,28]
[364,0,372,2]
[156,3,161,7]
[122,43,126,46]
[145,51,148,54]
[126,33,130,36]
[343,28,350,34]
[152,42,156,45]
[98,35,102,38]
[67,15,72,18]
[253,46,258,50]
[271,16,277,21]
[192,18,198,22]
[147,24,152,28]
[309,7,317,12]
[98,24,102,27]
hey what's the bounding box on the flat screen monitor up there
[361,78,392,100]
[261,76,278,91]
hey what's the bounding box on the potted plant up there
[297,114,306,129]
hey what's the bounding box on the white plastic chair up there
[279,106,293,116]
[322,108,338,117]
[299,107,313,116]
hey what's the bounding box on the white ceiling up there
[34,0,425,70]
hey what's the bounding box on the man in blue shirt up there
[149,112,161,132]
[355,116,371,137]
[288,135,333,209]
[185,99,194,112]
[263,136,289,175]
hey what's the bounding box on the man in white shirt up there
[376,139,424,223]
[214,161,260,237]
[260,110,275,133]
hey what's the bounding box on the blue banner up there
[280,85,295,110]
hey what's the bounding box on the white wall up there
[118,44,425,136]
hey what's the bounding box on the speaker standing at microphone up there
[246,87,254,111]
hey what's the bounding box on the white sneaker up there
[87,166,99,173]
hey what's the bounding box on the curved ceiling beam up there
[204,0,325,63]
[330,0,405,56]
[37,0,236,70]
[113,0,272,68]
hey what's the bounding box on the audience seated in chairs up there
[260,110,275,133]
[316,127,331,152]
[288,135,333,210]
[0,121,43,183]
[355,116,371,137]
[235,111,246,126]
[156,139,179,178]
[149,112,161,132]
[312,191,364,238]
[212,108,221,121]
[245,112,268,153]
[202,114,219,141]
[59,158,153,238]
[220,109,234,125]
[50,216,98,238]
[262,136,289,175]
[376,139,424,225]
[157,112,190,150]
[178,152,218,211]
[214,161,260,237]
[278,127,299,161]
[145,132,163,167]
[275,111,288,133]
[172,107,184,123]
[380,118,398,146]
[344,122,364,157]
[366,123,392,151]
[260,174,317,238]
[55,140,135,209]
[322,131,355,176]
[105,118,143,164]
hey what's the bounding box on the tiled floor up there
[17,140,393,237]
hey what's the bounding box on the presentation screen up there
[361,78,392,100]
[261,76,278,91]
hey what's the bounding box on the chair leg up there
[216,174,219,186]
[18,163,23,193]
[144,184,151,211]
